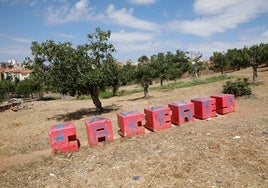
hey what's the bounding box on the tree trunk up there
[194,71,199,79]
[141,82,149,98]
[220,67,224,74]
[89,87,103,112]
[252,63,258,83]
[197,69,201,78]
[112,85,118,96]
[160,79,163,86]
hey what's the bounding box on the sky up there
[0,0,268,63]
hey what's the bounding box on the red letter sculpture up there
[191,97,217,119]
[144,106,171,131]
[117,111,145,137]
[168,101,195,125]
[85,117,113,146]
[49,122,79,153]
[211,94,235,114]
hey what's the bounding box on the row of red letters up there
[49,94,235,153]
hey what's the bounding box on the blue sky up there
[0,0,268,62]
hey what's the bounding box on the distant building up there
[0,60,32,81]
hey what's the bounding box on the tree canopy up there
[20,26,268,108]
[210,43,268,83]
[25,27,116,111]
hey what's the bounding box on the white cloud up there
[0,33,32,43]
[105,4,159,32]
[194,0,239,15]
[54,33,74,39]
[0,45,31,62]
[261,30,268,37]
[128,0,157,5]
[0,45,30,54]
[0,0,37,6]
[185,29,268,59]
[45,0,105,24]
[113,38,183,62]
[167,0,268,37]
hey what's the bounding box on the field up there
[0,66,267,187]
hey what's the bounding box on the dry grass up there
[0,66,268,187]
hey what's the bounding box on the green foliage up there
[205,74,230,82]
[223,78,252,97]
[76,91,113,100]
[210,51,228,73]
[0,79,16,101]
[16,80,32,97]
[102,58,123,96]
[150,52,167,85]
[247,43,268,65]
[75,74,232,99]
[116,89,127,96]
[247,43,268,83]
[225,48,250,71]
[135,56,155,97]
[152,74,232,90]
[210,43,268,83]
[26,27,116,111]
[99,91,113,99]
[0,81,6,102]
[121,62,136,85]
[173,50,191,77]
[77,95,91,100]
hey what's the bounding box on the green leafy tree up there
[102,57,123,96]
[136,55,155,97]
[121,61,136,85]
[15,77,40,98]
[225,48,249,71]
[172,50,191,79]
[150,52,169,86]
[26,27,116,112]
[0,79,15,99]
[24,45,55,97]
[26,40,78,96]
[76,27,116,111]
[246,43,268,83]
[164,52,177,81]
[210,51,227,74]
[0,80,8,101]
[16,79,31,98]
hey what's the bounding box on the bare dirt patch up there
[0,66,267,187]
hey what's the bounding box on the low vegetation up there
[223,77,252,97]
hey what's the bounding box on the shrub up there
[99,91,113,99]
[77,95,91,100]
[223,77,252,97]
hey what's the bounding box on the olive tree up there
[136,55,155,97]
[210,51,227,74]
[26,27,116,112]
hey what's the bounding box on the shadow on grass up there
[38,96,57,101]
[127,96,145,101]
[47,104,121,122]
[127,95,153,101]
